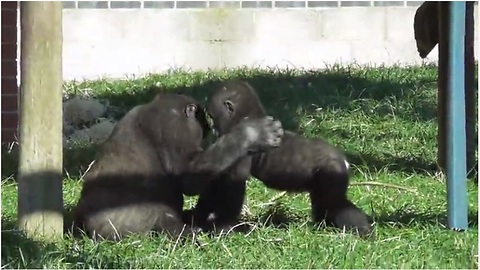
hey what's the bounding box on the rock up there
[88,120,115,143]
[63,97,106,126]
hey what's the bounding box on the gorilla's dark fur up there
[187,81,372,237]
[73,92,284,241]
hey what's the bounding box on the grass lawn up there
[1,64,478,269]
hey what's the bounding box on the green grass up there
[2,64,478,269]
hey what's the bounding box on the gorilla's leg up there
[78,187,193,241]
[308,158,372,237]
[311,192,372,236]
[155,206,196,240]
[188,157,252,234]
[191,178,247,234]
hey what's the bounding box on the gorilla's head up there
[207,80,266,136]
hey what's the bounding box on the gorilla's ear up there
[224,100,234,114]
[185,104,198,118]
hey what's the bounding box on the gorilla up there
[187,80,372,237]
[72,92,284,241]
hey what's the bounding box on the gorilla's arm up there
[136,102,282,196]
[182,117,283,195]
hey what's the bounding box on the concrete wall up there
[61,6,478,80]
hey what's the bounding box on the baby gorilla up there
[189,81,372,237]
[73,92,284,241]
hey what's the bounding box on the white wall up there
[61,6,479,81]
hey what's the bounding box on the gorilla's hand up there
[234,116,284,153]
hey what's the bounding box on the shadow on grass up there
[63,204,84,239]
[248,203,478,233]
[84,65,442,131]
[0,144,442,181]
[373,209,479,228]
[3,66,477,180]
[346,152,439,176]
[0,141,446,180]
[2,143,99,180]
[1,218,59,269]
[2,215,103,269]
[4,65,454,180]
[252,204,307,230]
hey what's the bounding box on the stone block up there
[253,9,322,42]
[385,8,416,41]
[188,9,255,41]
[177,41,223,70]
[321,7,385,40]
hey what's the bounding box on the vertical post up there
[17,1,64,241]
[446,1,468,231]
[464,1,476,179]
[437,2,476,178]
[437,2,449,171]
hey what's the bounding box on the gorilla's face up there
[206,87,237,136]
[193,104,211,139]
[184,103,211,142]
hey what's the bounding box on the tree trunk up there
[17,1,64,241]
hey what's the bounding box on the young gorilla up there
[188,80,372,237]
[72,92,284,241]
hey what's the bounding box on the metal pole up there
[446,1,468,231]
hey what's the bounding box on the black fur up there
[189,81,372,237]
[73,92,284,241]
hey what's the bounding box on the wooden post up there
[17,1,64,241]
